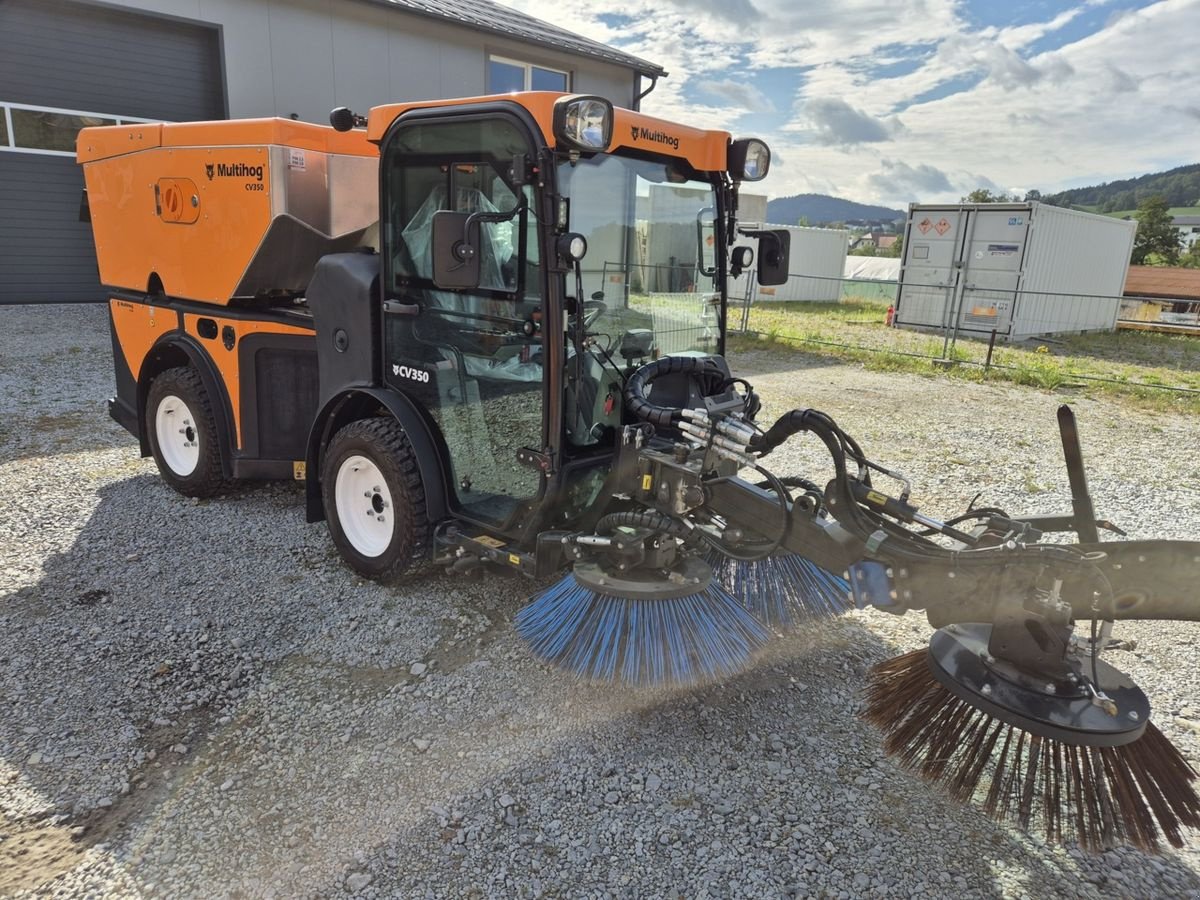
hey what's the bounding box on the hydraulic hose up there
[623,356,719,427]
[594,510,703,546]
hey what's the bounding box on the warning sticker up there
[987,243,1019,256]
[474,535,505,549]
[288,148,306,171]
[934,217,952,236]
[917,217,933,234]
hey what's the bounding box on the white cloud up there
[695,79,776,113]
[790,98,902,145]
[496,0,1200,207]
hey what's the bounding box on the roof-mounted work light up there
[728,138,771,182]
[553,95,613,153]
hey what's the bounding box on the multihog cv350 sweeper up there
[79,92,1200,852]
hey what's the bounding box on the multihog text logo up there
[206,162,264,182]
[630,125,680,150]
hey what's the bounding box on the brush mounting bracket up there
[928,624,1149,747]
[571,556,713,601]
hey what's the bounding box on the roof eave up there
[357,0,666,79]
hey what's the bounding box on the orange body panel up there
[109,297,313,449]
[110,298,171,383]
[77,119,376,165]
[366,92,732,173]
[79,119,378,305]
[180,313,313,449]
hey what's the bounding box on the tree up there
[961,188,1017,203]
[1130,195,1182,265]
[1023,189,1042,202]
[1180,241,1200,269]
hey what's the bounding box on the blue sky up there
[499,0,1200,209]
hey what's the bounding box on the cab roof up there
[367,92,731,174]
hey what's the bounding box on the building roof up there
[370,0,666,78]
[1174,216,1200,226]
[1124,265,1200,301]
[876,235,898,249]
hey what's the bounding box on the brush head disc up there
[926,624,1149,748]
[571,555,712,601]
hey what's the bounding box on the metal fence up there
[730,268,1200,398]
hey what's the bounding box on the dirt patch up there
[0,812,88,895]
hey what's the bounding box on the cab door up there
[379,110,548,530]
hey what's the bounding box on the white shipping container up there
[731,224,848,303]
[895,202,1136,340]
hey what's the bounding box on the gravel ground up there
[2,303,1200,898]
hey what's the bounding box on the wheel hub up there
[334,456,394,558]
[154,394,200,476]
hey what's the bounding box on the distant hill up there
[1043,163,1200,214]
[765,194,905,227]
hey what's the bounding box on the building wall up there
[96,0,636,120]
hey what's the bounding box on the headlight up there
[728,138,771,182]
[556,232,588,262]
[553,95,613,152]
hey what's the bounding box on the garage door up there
[0,0,225,304]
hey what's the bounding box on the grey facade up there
[0,0,661,304]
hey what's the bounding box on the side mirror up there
[746,228,790,286]
[431,211,481,289]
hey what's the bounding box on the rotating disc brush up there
[863,624,1200,852]
[515,556,770,688]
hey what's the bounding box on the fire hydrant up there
[885,304,895,327]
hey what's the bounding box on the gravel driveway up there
[2,303,1200,898]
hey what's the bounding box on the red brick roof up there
[1124,266,1200,301]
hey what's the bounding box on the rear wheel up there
[145,366,227,497]
[322,418,429,581]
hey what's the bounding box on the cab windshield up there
[557,154,723,359]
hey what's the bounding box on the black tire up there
[321,417,430,581]
[145,366,228,498]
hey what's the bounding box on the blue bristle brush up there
[514,573,770,688]
[706,551,851,631]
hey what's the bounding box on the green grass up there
[733,298,1200,416]
[1077,205,1200,219]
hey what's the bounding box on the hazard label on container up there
[934,217,952,236]
[917,217,933,234]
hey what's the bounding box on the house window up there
[488,56,569,94]
[0,102,156,157]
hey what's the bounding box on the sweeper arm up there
[517,353,1200,852]
[615,366,1200,633]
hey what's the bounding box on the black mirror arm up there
[452,198,527,265]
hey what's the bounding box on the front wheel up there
[321,418,429,581]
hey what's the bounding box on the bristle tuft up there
[707,552,850,630]
[515,573,770,687]
[863,650,1200,853]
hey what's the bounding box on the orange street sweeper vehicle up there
[80,93,1200,853]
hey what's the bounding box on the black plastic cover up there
[306,252,380,407]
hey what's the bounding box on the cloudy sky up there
[498,0,1200,209]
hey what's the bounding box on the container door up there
[895,210,964,329]
[957,209,1027,336]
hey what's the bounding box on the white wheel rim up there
[335,454,394,558]
[155,394,200,476]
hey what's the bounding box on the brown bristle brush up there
[863,627,1200,853]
